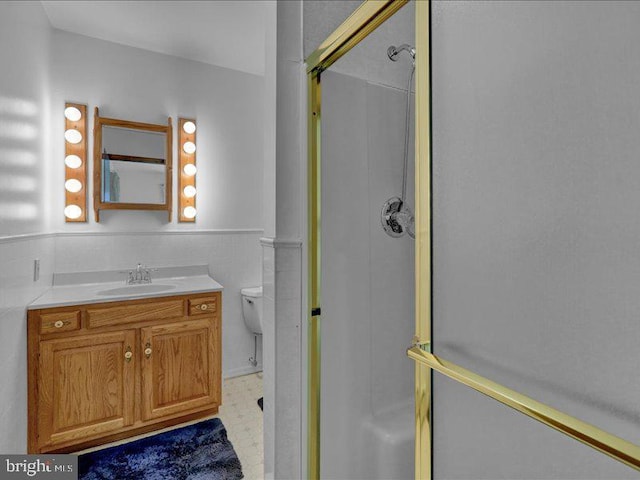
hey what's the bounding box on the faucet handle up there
[141,266,156,283]
[117,270,135,284]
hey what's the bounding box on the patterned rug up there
[78,418,243,480]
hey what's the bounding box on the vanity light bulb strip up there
[178,118,197,222]
[64,102,87,222]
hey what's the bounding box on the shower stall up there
[313,4,418,478]
[306,1,640,479]
[321,45,416,480]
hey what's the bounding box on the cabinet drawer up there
[87,300,184,329]
[39,311,81,334]
[188,296,217,315]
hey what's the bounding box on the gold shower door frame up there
[307,0,640,479]
[305,1,431,478]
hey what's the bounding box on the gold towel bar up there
[407,346,640,471]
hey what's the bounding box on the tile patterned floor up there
[218,372,264,480]
[75,372,264,480]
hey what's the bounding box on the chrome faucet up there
[122,263,155,284]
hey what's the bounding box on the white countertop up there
[28,265,223,310]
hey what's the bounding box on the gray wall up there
[264,2,305,478]
[0,1,51,236]
[51,29,264,231]
[48,28,266,379]
[432,1,640,478]
[0,1,55,455]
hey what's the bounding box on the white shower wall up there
[321,70,415,480]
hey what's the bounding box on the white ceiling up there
[41,1,267,76]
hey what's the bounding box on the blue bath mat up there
[78,418,243,480]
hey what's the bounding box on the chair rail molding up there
[260,237,303,248]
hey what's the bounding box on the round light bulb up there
[64,106,82,122]
[64,204,82,219]
[65,155,82,169]
[65,129,82,144]
[183,206,197,219]
[183,163,197,176]
[64,179,82,193]
[183,141,196,154]
[183,185,196,198]
[183,121,196,134]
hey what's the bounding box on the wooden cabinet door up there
[38,331,136,449]
[140,318,220,421]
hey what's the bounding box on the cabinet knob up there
[124,347,133,362]
[54,320,64,328]
[200,304,208,310]
[144,342,152,358]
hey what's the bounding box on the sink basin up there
[97,284,177,296]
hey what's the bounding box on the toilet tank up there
[241,286,263,334]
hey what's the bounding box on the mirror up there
[102,127,166,204]
[93,108,172,221]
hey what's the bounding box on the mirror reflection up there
[101,126,166,204]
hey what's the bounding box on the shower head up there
[387,44,415,62]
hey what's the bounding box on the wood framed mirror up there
[93,108,173,222]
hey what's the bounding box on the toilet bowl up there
[241,286,263,335]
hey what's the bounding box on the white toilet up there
[241,286,263,368]
[240,286,263,334]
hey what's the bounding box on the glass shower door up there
[309,1,640,479]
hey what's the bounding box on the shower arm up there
[387,44,416,63]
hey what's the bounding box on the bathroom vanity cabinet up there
[27,292,221,454]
